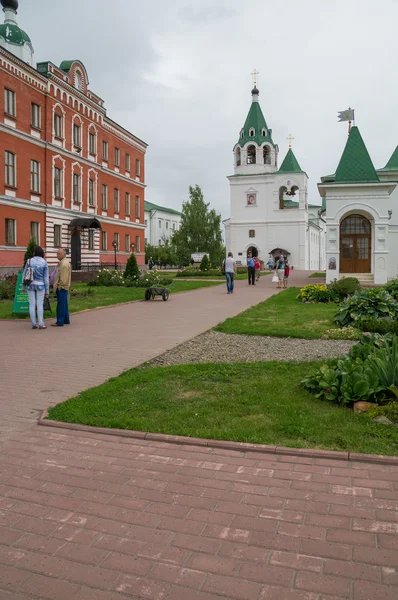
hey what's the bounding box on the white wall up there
[145,209,181,247]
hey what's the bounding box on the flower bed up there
[0,273,17,300]
[90,268,172,288]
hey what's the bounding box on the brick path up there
[0,272,397,600]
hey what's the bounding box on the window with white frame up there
[114,147,120,167]
[125,153,130,172]
[54,224,62,247]
[102,141,108,161]
[5,218,16,244]
[89,131,96,155]
[30,221,40,244]
[125,234,130,252]
[158,219,162,228]
[88,179,95,206]
[101,184,108,209]
[88,229,94,250]
[125,192,130,216]
[30,160,40,192]
[4,89,16,117]
[135,195,140,218]
[249,128,255,137]
[54,167,62,198]
[135,158,141,177]
[101,231,107,250]
[166,221,169,230]
[54,113,63,138]
[5,151,16,187]
[135,235,140,252]
[73,123,81,148]
[114,188,120,213]
[31,103,41,129]
[73,173,81,203]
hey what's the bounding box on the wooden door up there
[340,215,371,273]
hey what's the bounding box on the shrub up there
[69,287,95,297]
[176,267,222,277]
[302,334,398,405]
[384,279,398,300]
[323,327,361,340]
[0,273,17,299]
[124,253,140,280]
[236,267,248,275]
[328,277,361,301]
[96,269,125,286]
[200,254,210,271]
[356,318,398,335]
[297,284,335,303]
[125,269,172,288]
[334,289,398,328]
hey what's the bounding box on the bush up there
[323,327,361,340]
[356,318,398,335]
[124,253,140,280]
[334,289,398,328]
[176,267,222,277]
[236,267,248,275]
[69,287,95,298]
[97,269,125,286]
[384,279,398,300]
[0,273,17,299]
[328,277,361,301]
[302,334,398,405]
[297,284,335,303]
[23,237,37,267]
[200,254,210,271]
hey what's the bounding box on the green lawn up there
[214,288,337,339]
[0,280,222,319]
[47,362,398,456]
[309,272,326,278]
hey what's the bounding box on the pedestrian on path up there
[254,257,261,282]
[283,261,290,288]
[224,252,236,294]
[51,249,71,327]
[22,246,49,330]
[247,253,256,285]
[275,254,285,289]
[148,257,153,270]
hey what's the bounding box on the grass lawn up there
[309,272,326,278]
[0,280,222,320]
[214,288,337,339]
[47,361,398,456]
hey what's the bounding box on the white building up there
[224,85,325,269]
[144,201,181,247]
[319,126,398,285]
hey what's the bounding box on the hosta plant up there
[334,289,398,328]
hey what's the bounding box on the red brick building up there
[0,0,147,272]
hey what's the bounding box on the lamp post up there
[130,243,135,253]
[112,240,118,270]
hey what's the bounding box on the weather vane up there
[287,134,294,149]
[251,69,259,87]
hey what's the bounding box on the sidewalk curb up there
[38,409,398,465]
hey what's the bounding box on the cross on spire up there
[287,134,294,149]
[251,69,259,87]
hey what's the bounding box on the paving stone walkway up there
[0,272,397,600]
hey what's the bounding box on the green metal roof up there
[237,90,275,148]
[379,145,398,171]
[0,23,31,45]
[144,201,181,216]
[283,199,299,208]
[334,126,379,183]
[59,60,77,73]
[278,148,304,174]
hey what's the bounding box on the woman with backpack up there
[22,246,49,330]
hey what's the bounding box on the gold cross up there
[287,134,294,148]
[251,69,259,87]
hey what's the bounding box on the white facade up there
[144,201,181,247]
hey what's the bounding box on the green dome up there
[0,22,31,46]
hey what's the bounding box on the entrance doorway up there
[71,230,81,270]
[247,246,258,258]
[340,214,371,273]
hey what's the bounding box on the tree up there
[200,254,210,271]
[172,185,223,267]
[24,237,37,266]
[124,252,140,279]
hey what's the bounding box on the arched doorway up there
[247,246,258,258]
[340,214,371,273]
[71,229,81,270]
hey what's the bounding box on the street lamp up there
[130,243,135,253]
[112,240,118,270]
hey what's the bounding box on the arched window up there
[263,146,271,165]
[262,128,267,137]
[279,186,287,209]
[236,147,241,167]
[249,128,255,137]
[340,214,371,234]
[240,130,244,139]
[75,70,83,91]
[247,145,256,165]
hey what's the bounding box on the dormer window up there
[75,70,83,91]
[249,128,255,137]
[240,130,244,139]
[262,128,267,136]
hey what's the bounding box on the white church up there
[225,84,398,285]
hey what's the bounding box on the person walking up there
[275,254,285,289]
[283,261,290,288]
[51,249,71,327]
[22,246,49,330]
[148,257,153,270]
[254,257,261,282]
[224,252,236,294]
[247,253,256,285]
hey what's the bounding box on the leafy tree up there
[124,252,140,279]
[172,185,223,267]
[24,237,37,266]
[145,244,159,265]
[200,254,210,271]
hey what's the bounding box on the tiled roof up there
[334,126,379,183]
[278,148,304,174]
[379,145,398,171]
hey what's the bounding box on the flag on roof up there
[338,109,355,122]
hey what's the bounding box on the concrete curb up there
[38,409,398,465]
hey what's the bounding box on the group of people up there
[273,254,290,288]
[223,251,291,294]
[22,246,72,329]
[148,257,162,270]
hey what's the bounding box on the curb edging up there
[38,409,398,465]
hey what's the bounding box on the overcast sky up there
[20,0,398,219]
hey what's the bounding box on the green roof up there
[283,199,299,208]
[237,90,275,148]
[0,23,31,46]
[334,126,379,183]
[379,146,398,171]
[144,201,181,216]
[59,60,76,73]
[278,148,304,174]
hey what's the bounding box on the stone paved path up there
[0,271,397,600]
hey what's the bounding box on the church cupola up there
[0,0,34,65]
[233,73,278,174]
